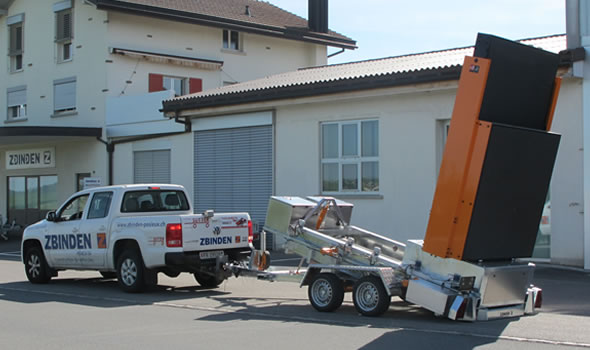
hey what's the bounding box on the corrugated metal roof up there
[90,0,354,47]
[163,34,567,110]
[163,35,566,112]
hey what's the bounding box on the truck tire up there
[24,247,52,284]
[194,272,224,288]
[353,276,391,316]
[308,273,344,312]
[116,249,146,293]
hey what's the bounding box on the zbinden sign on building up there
[5,148,56,170]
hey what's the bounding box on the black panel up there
[462,124,560,261]
[474,33,560,130]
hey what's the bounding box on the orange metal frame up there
[423,56,491,259]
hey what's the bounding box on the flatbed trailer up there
[234,33,561,321]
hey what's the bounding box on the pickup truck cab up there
[21,184,252,292]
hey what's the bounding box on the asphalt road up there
[1,238,590,350]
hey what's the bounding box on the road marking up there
[0,251,21,257]
[1,285,589,348]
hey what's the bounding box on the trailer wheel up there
[353,276,391,316]
[308,273,344,312]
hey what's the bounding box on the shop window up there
[40,176,58,210]
[321,120,379,193]
[7,14,24,73]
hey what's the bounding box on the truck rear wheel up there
[308,273,344,312]
[24,247,51,284]
[353,276,391,316]
[194,272,224,288]
[116,250,146,293]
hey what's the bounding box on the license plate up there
[199,250,224,260]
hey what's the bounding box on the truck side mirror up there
[203,210,214,218]
[46,211,57,222]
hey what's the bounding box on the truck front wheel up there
[24,247,51,284]
[116,250,146,293]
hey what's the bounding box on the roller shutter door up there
[133,150,171,184]
[194,126,273,247]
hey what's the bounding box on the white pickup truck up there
[21,184,253,292]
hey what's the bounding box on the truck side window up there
[87,192,113,219]
[58,194,89,221]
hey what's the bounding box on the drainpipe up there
[96,137,114,185]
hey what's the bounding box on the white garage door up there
[194,126,273,241]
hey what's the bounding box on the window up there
[54,1,73,62]
[321,120,379,193]
[87,192,113,219]
[121,190,189,213]
[163,76,186,97]
[148,74,202,96]
[7,86,27,120]
[57,194,89,221]
[53,77,76,114]
[7,14,24,72]
[222,29,241,51]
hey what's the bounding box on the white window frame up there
[54,1,73,63]
[53,76,76,115]
[222,29,242,52]
[163,76,186,97]
[320,119,379,194]
[7,14,24,73]
[7,85,27,120]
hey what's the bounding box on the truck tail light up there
[248,220,253,243]
[166,223,182,247]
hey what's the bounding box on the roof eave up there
[88,0,357,49]
[162,66,463,113]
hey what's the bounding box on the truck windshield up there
[121,190,190,213]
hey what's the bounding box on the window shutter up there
[189,78,203,94]
[54,78,76,111]
[149,74,164,92]
[56,10,72,41]
[7,87,26,107]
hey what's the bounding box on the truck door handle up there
[99,226,106,231]
[72,228,79,233]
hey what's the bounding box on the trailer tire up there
[308,273,344,312]
[353,276,391,316]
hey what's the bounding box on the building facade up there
[0,0,355,228]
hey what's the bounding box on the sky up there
[268,0,566,64]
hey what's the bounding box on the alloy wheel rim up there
[27,254,40,278]
[121,258,137,286]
